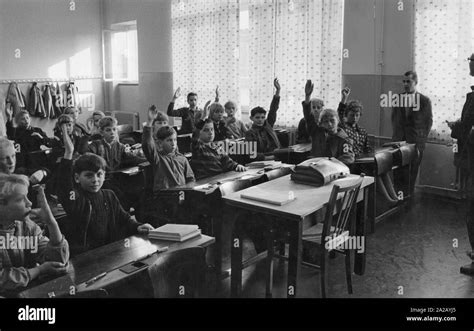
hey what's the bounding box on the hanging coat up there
[43,84,53,119]
[66,82,80,110]
[6,82,26,117]
[28,82,46,118]
[52,82,64,117]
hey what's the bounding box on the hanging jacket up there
[5,82,26,117]
[27,82,46,118]
[43,84,53,119]
[51,82,64,117]
[66,82,80,110]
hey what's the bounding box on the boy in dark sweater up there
[167,88,204,135]
[244,78,281,160]
[57,125,153,256]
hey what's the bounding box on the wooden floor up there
[217,194,474,298]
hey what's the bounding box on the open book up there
[148,224,201,242]
[290,157,350,187]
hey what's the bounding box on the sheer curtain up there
[171,0,239,109]
[414,0,474,143]
[248,0,344,127]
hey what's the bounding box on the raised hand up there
[61,124,74,159]
[29,186,55,225]
[203,99,212,119]
[274,78,281,96]
[29,170,45,185]
[215,86,220,102]
[172,87,181,101]
[341,86,351,103]
[305,80,314,97]
[147,105,158,125]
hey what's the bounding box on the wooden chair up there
[269,175,364,298]
[147,247,207,298]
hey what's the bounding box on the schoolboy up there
[167,88,203,135]
[0,175,69,294]
[303,80,355,165]
[297,98,324,143]
[245,78,281,160]
[224,101,248,139]
[57,127,153,255]
[191,118,247,180]
[338,100,372,158]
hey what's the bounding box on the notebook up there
[148,224,201,242]
[241,186,296,206]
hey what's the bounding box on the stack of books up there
[148,224,201,242]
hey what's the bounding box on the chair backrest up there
[374,151,393,175]
[147,247,206,298]
[396,144,418,166]
[264,167,292,182]
[322,175,364,251]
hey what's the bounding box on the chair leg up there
[345,249,353,294]
[265,228,274,298]
[320,252,328,298]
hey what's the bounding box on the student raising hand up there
[274,78,281,96]
[215,86,220,102]
[62,124,74,160]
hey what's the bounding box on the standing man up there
[456,54,474,275]
[391,71,433,193]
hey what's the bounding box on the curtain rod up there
[0,76,102,84]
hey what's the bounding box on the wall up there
[0,0,104,135]
[102,0,173,126]
[342,0,455,192]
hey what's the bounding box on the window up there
[103,20,139,82]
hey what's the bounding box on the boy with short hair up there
[142,107,195,225]
[57,127,153,255]
[225,101,248,139]
[88,116,145,172]
[191,119,247,180]
[303,80,355,165]
[167,88,203,135]
[0,175,69,294]
[245,78,281,160]
[297,98,324,143]
[64,107,89,139]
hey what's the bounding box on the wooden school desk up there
[222,174,374,298]
[17,234,214,298]
[165,165,294,285]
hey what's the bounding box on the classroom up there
[0,0,473,301]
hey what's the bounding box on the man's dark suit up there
[391,92,433,193]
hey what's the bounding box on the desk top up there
[18,234,214,298]
[223,174,374,221]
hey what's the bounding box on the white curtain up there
[248,0,344,127]
[414,0,474,143]
[171,0,240,109]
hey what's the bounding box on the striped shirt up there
[190,140,239,180]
